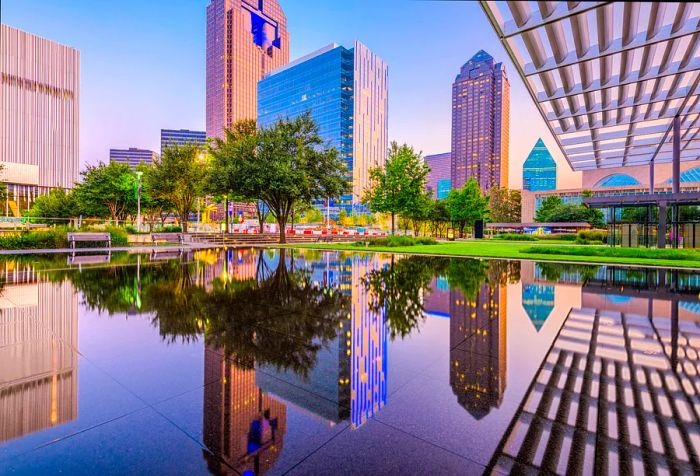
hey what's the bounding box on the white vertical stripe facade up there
[352,41,388,203]
[0,24,79,190]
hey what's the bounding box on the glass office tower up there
[160,129,206,155]
[451,50,510,193]
[425,152,452,199]
[522,138,556,192]
[258,41,388,213]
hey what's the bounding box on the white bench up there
[151,233,184,245]
[67,232,111,249]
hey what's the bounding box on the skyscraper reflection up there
[449,267,507,419]
[0,263,78,443]
[202,348,287,476]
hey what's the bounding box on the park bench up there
[67,253,111,266]
[150,249,183,261]
[151,233,185,245]
[67,232,111,250]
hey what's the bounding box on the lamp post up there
[135,171,143,232]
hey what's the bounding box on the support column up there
[649,160,655,195]
[672,115,681,194]
[658,202,667,248]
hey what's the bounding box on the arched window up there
[665,167,700,183]
[594,174,641,188]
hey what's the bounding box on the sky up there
[2,0,581,189]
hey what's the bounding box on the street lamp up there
[135,171,143,232]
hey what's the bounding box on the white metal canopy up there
[480,1,700,171]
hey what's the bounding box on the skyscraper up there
[1,24,79,215]
[522,138,556,191]
[109,148,157,168]
[160,129,206,155]
[258,41,388,211]
[205,0,289,139]
[451,50,509,193]
[425,152,452,199]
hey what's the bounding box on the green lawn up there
[286,240,700,269]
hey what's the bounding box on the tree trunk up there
[391,212,395,235]
[224,197,229,234]
[278,216,286,243]
[181,211,188,233]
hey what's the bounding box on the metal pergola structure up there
[480,1,700,246]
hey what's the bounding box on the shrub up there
[577,230,607,243]
[353,235,437,247]
[493,233,539,241]
[160,225,182,233]
[547,234,577,241]
[0,228,68,250]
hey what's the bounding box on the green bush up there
[520,245,700,262]
[101,226,129,246]
[353,235,437,247]
[160,225,182,233]
[493,233,539,241]
[547,234,577,241]
[577,230,607,243]
[0,228,68,250]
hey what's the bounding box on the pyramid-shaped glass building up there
[523,138,556,191]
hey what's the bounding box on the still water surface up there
[0,249,699,475]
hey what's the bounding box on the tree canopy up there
[73,161,136,221]
[446,178,489,237]
[363,142,430,234]
[148,143,207,232]
[489,187,521,223]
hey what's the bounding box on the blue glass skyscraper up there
[258,42,388,213]
[523,138,556,191]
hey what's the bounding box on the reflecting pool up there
[0,249,699,475]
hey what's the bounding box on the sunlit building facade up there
[109,148,157,169]
[522,139,556,192]
[451,50,509,193]
[160,129,206,155]
[0,24,80,216]
[0,270,78,444]
[205,0,289,139]
[425,152,452,199]
[258,41,388,212]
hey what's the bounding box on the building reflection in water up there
[448,266,508,420]
[488,267,700,475]
[203,348,287,476]
[0,261,78,443]
[521,284,554,332]
[255,252,388,429]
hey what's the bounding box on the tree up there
[545,203,605,228]
[28,189,76,221]
[138,163,174,230]
[363,142,430,234]
[0,164,7,204]
[489,187,521,223]
[404,192,432,236]
[148,143,207,232]
[73,161,135,222]
[207,120,263,231]
[534,196,562,222]
[428,199,450,237]
[446,178,489,237]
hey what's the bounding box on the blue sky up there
[2,0,580,188]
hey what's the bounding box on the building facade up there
[522,138,556,192]
[1,24,80,216]
[258,41,388,211]
[160,129,206,155]
[109,148,157,168]
[425,152,451,199]
[205,0,289,139]
[451,50,509,193]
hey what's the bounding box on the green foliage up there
[73,161,136,220]
[28,189,76,220]
[535,196,562,222]
[0,229,69,249]
[493,233,539,241]
[354,235,437,247]
[209,114,349,242]
[546,233,578,241]
[489,188,521,223]
[0,164,7,203]
[147,142,207,232]
[160,225,182,233]
[446,178,489,237]
[577,230,607,242]
[363,142,430,234]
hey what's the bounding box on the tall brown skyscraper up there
[451,50,509,193]
[206,0,290,139]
